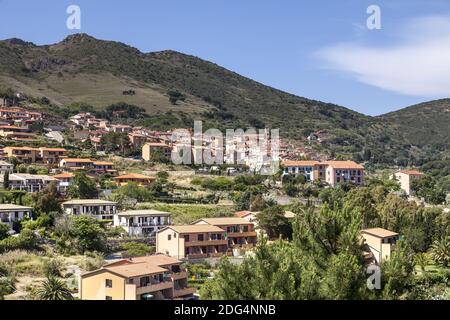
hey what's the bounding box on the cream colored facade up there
[361,228,399,264]
[156,225,228,259]
[142,142,172,161]
[79,255,195,300]
[391,170,424,195]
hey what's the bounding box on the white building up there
[0,161,13,175]
[0,204,33,231]
[5,173,57,192]
[113,209,171,237]
[62,199,117,220]
[391,170,424,195]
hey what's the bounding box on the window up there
[184,235,190,242]
[198,234,204,241]
[105,296,112,300]
[243,226,249,232]
[168,234,172,241]
[174,233,177,238]
[105,279,113,288]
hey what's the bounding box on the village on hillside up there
[0,89,448,301]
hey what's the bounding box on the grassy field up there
[136,203,235,224]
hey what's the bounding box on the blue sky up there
[1,0,450,116]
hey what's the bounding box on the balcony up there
[227,231,257,238]
[173,287,196,298]
[184,239,228,247]
[186,253,208,259]
[136,281,173,295]
[171,271,188,281]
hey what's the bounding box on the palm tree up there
[34,276,73,300]
[430,237,450,268]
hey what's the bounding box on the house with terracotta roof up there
[156,225,228,259]
[59,158,115,174]
[391,170,425,195]
[114,173,156,186]
[53,172,74,194]
[323,160,364,186]
[361,228,399,264]
[114,209,171,237]
[193,217,258,249]
[79,254,195,300]
[282,160,364,186]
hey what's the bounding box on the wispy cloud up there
[316,15,450,97]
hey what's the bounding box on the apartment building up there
[59,158,115,174]
[0,204,33,231]
[59,158,93,170]
[282,160,364,186]
[282,160,323,181]
[361,228,399,264]
[391,170,425,195]
[6,173,57,192]
[114,173,156,186]
[79,255,195,300]
[3,147,67,164]
[93,161,115,174]
[62,199,117,220]
[193,217,258,249]
[142,142,172,161]
[324,161,364,186]
[3,146,38,163]
[38,148,68,164]
[114,209,171,237]
[156,225,228,259]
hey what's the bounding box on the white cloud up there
[316,15,450,97]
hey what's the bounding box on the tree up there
[121,242,154,257]
[2,172,9,190]
[68,172,98,199]
[33,181,61,214]
[430,237,449,267]
[256,205,292,239]
[34,276,73,300]
[0,224,9,241]
[100,132,131,154]
[69,216,107,253]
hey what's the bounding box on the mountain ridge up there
[0,33,449,165]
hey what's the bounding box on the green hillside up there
[0,33,449,166]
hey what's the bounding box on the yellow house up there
[79,255,195,300]
[361,228,399,264]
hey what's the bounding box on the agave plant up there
[34,276,73,300]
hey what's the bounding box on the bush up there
[42,259,63,277]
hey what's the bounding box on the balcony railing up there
[171,271,188,281]
[173,287,196,298]
[227,231,257,238]
[136,281,173,295]
[121,222,168,227]
[184,239,228,247]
